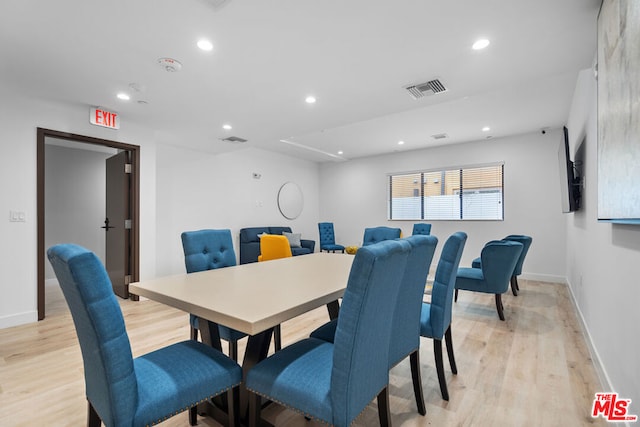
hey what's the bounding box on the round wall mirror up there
[277,182,304,220]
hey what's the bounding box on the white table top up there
[130,252,354,336]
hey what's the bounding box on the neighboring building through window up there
[388,163,504,220]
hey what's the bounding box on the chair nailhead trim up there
[246,387,334,426]
[244,384,391,427]
[147,382,241,426]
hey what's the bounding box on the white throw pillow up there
[283,231,302,248]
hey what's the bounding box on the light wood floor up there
[0,279,607,427]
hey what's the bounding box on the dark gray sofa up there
[239,226,316,264]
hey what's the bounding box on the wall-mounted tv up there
[558,126,581,213]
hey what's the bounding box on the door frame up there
[37,128,141,320]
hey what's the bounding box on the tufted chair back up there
[331,239,411,425]
[47,244,138,426]
[318,222,337,246]
[181,229,236,273]
[308,235,439,368]
[412,223,432,236]
[49,244,244,426]
[388,234,438,367]
[362,226,401,246]
[427,232,467,340]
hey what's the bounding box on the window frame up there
[387,162,504,221]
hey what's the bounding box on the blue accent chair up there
[412,223,432,235]
[419,231,467,401]
[181,229,250,360]
[455,240,524,320]
[309,235,438,416]
[318,222,345,253]
[246,239,412,427]
[362,226,402,246]
[471,235,532,296]
[47,243,242,427]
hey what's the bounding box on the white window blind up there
[388,164,504,220]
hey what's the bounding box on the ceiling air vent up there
[205,0,232,10]
[431,133,449,140]
[220,136,247,144]
[405,79,447,99]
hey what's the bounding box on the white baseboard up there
[562,279,628,424]
[0,311,38,329]
[520,272,565,283]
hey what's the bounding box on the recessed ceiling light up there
[398,140,405,145]
[305,95,316,104]
[472,39,490,50]
[197,39,213,51]
[117,93,130,101]
[338,151,343,155]
[482,126,491,132]
[222,124,232,130]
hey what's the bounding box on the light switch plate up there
[9,211,26,222]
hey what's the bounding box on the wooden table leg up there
[240,329,274,420]
[196,318,229,421]
[196,318,275,426]
[197,317,223,350]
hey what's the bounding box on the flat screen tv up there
[558,126,580,213]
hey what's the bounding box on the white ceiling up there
[0,0,601,162]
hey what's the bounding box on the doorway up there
[37,128,140,320]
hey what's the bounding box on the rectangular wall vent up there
[220,136,248,143]
[405,79,448,99]
[431,133,449,140]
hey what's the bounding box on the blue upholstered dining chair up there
[472,235,532,296]
[412,223,432,235]
[246,239,412,427]
[419,231,467,401]
[181,229,249,361]
[47,243,242,427]
[318,222,345,253]
[455,240,523,320]
[362,226,402,246]
[309,235,438,415]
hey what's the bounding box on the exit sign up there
[90,107,120,129]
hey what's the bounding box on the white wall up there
[566,69,640,406]
[0,88,159,328]
[0,87,319,328]
[44,143,112,279]
[318,131,567,280]
[3,69,636,410]
[154,143,319,277]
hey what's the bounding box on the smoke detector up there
[157,58,183,72]
[404,79,447,99]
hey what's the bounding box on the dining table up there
[129,252,355,423]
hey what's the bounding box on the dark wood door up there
[105,151,131,298]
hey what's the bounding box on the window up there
[388,163,504,220]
